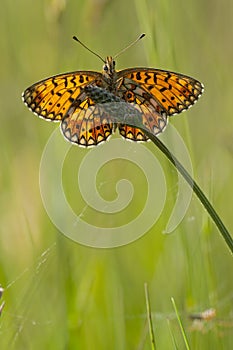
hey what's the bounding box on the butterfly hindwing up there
[116,77,168,141]
[61,98,113,146]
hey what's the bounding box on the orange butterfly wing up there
[61,98,113,146]
[23,67,203,146]
[117,68,203,115]
[22,71,114,146]
[116,77,167,141]
[115,68,203,141]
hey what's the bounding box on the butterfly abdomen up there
[84,85,121,104]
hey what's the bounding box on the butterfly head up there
[102,56,116,77]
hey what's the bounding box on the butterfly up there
[22,34,203,146]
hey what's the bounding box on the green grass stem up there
[144,283,157,350]
[142,128,233,254]
[171,297,190,350]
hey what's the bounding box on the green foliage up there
[0,0,232,348]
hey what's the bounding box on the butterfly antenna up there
[73,36,105,63]
[113,33,145,59]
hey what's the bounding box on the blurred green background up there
[0,0,233,348]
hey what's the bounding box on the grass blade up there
[144,283,157,350]
[171,297,190,350]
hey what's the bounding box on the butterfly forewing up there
[117,68,203,116]
[22,71,102,121]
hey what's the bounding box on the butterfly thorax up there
[102,56,117,92]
